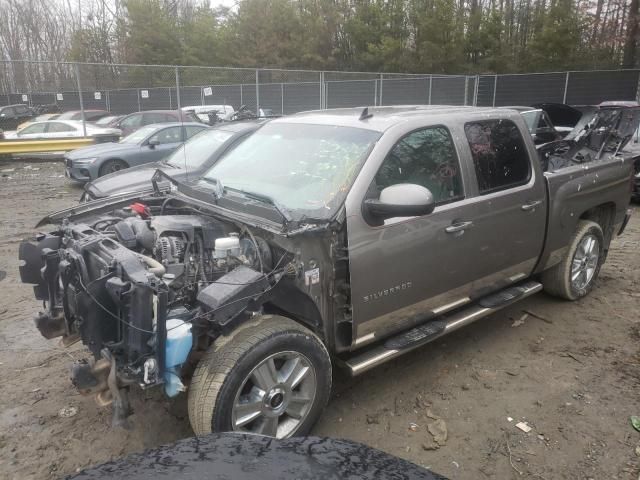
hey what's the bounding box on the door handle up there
[445,221,473,233]
[521,200,542,211]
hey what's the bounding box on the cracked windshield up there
[202,122,381,220]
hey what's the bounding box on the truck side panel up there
[534,154,633,273]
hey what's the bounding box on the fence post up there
[73,63,87,137]
[106,90,111,112]
[492,74,498,107]
[255,69,260,114]
[464,76,469,105]
[428,75,433,105]
[374,77,377,106]
[474,75,480,106]
[281,83,284,115]
[175,67,181,111]
[379,74,384,106]
[562,71,570,104]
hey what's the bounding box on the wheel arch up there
[579,202,616,251]
[98,157,129,176]
[262,284,325,340]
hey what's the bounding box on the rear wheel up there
[99,159,127,177]
[188,316,331,439]
[541,220,604,300]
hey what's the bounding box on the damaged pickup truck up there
[19,106,635,439]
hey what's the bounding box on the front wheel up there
[98,159,127,177]
[541,220,604,300]
[188,316,332,439]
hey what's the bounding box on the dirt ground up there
[0,159,638,480]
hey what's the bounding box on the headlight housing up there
[72,157,98,165]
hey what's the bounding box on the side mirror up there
[148,137,159,148]
[364,184,435,223]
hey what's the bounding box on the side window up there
[143,112,169,125]
[20,123,47,134]
[120,114,142,129]
[2,107,15,117]
[15,105,28,114]
[373,126,464,205]
[47,122,75,133]
[151,126,183,144]
[185,126,205,139]
[464,119,530,194]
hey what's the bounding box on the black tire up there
[98,159,128,177]
[541,220,605,300]
[188,315,331,438]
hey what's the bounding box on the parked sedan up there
[110,110,201,136]
[16,113,60,131]
[4,120,120,140]
[0,104,35,130]
[82,120,264,200]
[56,109,111,122]
[66,122,207,182]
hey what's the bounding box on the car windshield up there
[165,129,234,168]
[201,122,381,221]
[119,126,157,144]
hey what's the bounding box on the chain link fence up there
[1,60,639,116]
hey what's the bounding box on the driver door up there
[134,126,184,166]
[346,125,485,344]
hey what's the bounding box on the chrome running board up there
[344,280,543,376]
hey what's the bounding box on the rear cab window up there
[464,119,531,194]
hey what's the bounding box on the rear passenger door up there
[460,118,546,291]
[46,122,78,138]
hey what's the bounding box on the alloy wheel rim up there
[231,351,316,439]
[571,234,599,291]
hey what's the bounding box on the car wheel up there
[541,220,604,300]
[99,159,128,177]
[188,315,332,439]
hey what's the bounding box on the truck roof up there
[277,105,519,132]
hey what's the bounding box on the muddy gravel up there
[0,159,639,479]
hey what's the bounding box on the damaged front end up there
[19,194,294,427]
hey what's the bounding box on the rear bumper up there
[618,208,632,235]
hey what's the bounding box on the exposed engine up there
[19,201,286,425]
[103,210,273,308]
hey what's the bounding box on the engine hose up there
[138,254,166,277]
[196,235,207,283]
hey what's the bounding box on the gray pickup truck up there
[19,106,634,439]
